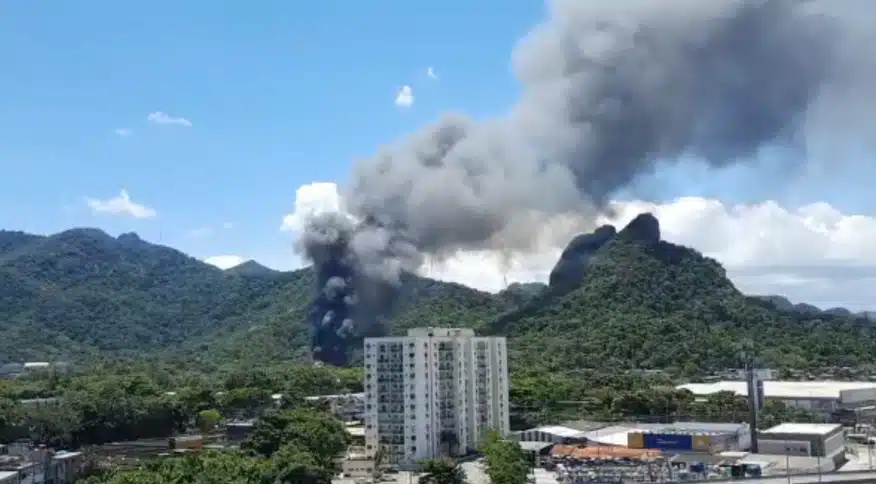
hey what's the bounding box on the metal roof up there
[677,380,876,400]
[558,420,610,432]
[584,426,639,446]
[661,422,748,432]
[761,423,841,436]
[518,441,554,452]
[304,392,365,401]
[53,451,83,460]
[533,425,586,438]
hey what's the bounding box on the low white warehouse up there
[676,380,876,415]
[756,423,844,458]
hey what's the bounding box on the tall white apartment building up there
[363,328,510,465]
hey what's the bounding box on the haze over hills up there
[0,217,874,371]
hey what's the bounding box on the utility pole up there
[744,352,760,453]
[868,426,873,470]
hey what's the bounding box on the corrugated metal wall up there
[643,433,693,451]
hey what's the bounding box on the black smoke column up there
[310,257,354,366]
[295,0,876,362]
[299,213,418,365]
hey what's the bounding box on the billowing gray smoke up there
[300,0,876,365]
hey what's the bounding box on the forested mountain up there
[0,229,508,362]
[754,294,875,320]
[0,221,874,372]
[226,260,278,277]
[494,232,876,373]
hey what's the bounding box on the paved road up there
[730,471,876,484]
[459,462,876,484]
[332,464,876,484]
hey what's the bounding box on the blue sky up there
[0,0,544,267]
[2,0,874,284]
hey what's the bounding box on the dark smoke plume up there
[299,0,876,364]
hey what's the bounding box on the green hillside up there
[195,268,512,363]
[1,223,874,372]
[492,231,876,373]
[0,229,508,363]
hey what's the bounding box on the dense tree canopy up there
[3,226,875,373]
[82,451,276,484]
[481,430,529,484]
[0,363,361,449]
[79,403,351,483]
[0,229,507,363]
[3,222,865,484]
[419,458,468,484]
[0,225,849,448]
[494,236,876,372]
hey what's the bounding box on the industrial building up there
[511,422,750,452]
[626,423,751,453]
[225,420,256,443]
[0,444,83,484]
[584,422,750,452]
[363,328,510,465]
[510,426,587,445]
[756,423,844,459]
[677,380,876,416]
[304,392,365,421]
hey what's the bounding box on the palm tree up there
[419,458,467,484]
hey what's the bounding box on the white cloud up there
[395,86,414,108]
[114,128,132,137]
[203,255,247,270]
[427,198,876,310]
[85,190,157,219]
[281,182,346,232]
[147,111,192,127]
[427,67,438,80]
[282,182,876,309]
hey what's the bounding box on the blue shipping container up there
[642,433,693,451]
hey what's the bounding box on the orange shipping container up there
[627,432,644,449]
[692,435,710,452]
